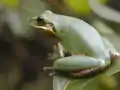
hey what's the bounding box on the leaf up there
[64,0,107,15]
[65,0,91,15]
[92,20,115,35]
[88,0,120,23]
[0,0,19,7]
[17,0,46,38]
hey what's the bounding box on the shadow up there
[0,7,58,90]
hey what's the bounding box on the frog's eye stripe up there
[29,16,51,29]
[29,16,42,29]
[29,16,46,28]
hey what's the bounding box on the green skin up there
[29,10,120,77]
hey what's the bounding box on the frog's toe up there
[110,52,120,60]
[49,72,56,76]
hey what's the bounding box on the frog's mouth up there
[29,16,57,37]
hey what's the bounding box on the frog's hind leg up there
[102,37,120,60]
[54,55,108,77]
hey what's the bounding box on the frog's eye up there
[36,16,46,26]
[37,16,45,23]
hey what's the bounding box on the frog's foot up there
[110,51,120,60]
[71,66,107,77]
[42,67,55,76]
[49,72,56,76]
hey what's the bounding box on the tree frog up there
[29,10,120,77]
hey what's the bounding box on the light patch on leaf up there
[88,0,120,23]
[92,20,114,34]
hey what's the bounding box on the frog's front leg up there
[102,37,120,60]
[48,42,73,62]
[53,55,110,77]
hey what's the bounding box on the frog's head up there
[29,10,65,39]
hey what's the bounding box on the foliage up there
[64,0,107,15]
[89,0,120,23]
[0,0,19,7]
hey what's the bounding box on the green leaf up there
[64,0,107,15]
[0,0,19,7]
[88,0,120,23]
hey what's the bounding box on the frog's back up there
[58,15,110,59]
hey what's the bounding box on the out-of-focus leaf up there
[64,0,107,15]
[17,0,46,39]
[92,20,115,34]
[5,10,26,38]
[0,0,19,7]
[92,20,120,51]
[65,0,91,15]
[88,0,120,23]
[98,74,117,90]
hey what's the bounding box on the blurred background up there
[0,0,120,90]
